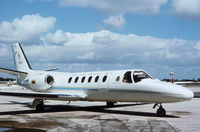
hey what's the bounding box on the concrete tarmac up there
[0,85,199,131]
[0,95,200,132]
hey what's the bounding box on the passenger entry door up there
[109,71,133,90]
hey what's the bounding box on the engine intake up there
[46,75,54,85]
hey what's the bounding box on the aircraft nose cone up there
[181,88,194,100]
[181,87,194,100]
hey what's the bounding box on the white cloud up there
[77,52,94,60]
[24,30,195,65]
[93,35,116,44]
[171,0,200,19]
[41,30,68,45]
[0,14,56,43]
[57,0,167,29]
[40,29,184,54]
[102,14,125,29]
[159,50,179,59]
[59,0,168,15]
[194,41,200,57]
[0,43,8,57]
[194,41,200,50]
[0,23,199,79]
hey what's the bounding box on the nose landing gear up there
[153,103,166,117]
[156,105,166,117]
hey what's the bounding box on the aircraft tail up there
[12,43,32,72]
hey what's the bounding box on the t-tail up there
[12,43,31,72]
[12,43,32,72]
[0,43,30,80]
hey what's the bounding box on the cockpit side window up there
[133,71,152,83]
[123,71,132,83]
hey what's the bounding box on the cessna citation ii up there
[0,43,194,117]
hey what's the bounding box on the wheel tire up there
[106,102,115,107]
[156,106,166,117]
[36,101,44,112]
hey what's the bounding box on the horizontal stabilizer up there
[0,68,28,76]
[45,67,59,71]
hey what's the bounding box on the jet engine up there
[28,74,54,91]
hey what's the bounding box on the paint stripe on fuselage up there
[51,86,165,94]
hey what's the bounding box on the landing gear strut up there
[153,103,166,117]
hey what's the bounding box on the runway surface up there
[0,86,199,131]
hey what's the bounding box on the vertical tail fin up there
[12,43,32,72]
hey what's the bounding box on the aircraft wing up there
[0,68,28,76]
[0,91,86,101]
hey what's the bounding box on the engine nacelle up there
[28,74,54,91]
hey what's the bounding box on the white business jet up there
[0,43,194,116]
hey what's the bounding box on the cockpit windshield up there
[122,70,153,83]
[133,71,153,83]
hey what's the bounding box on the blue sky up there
[0,0,200,80]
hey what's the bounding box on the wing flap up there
[0,68,28,76]
[0,91,86,101]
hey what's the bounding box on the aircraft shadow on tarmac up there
[0,101,179,118]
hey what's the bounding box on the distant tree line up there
[162,78,200,82]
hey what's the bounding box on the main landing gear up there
[32,99,44,112]
[153,103,166,117]
[106,102,116,107]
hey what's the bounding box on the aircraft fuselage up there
[21,69,193,103]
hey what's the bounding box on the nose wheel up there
[153,103,166,117]
[156,105,166,117]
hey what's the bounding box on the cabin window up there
[68,77,72,83]
[74,77,79,83]
[133,71,152,83]
[102,75,107,82]
[95,76,99,82]
[116,76,120,82]
[88,76,92,83]
[81,76,85,83]
[123,71,132,83]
